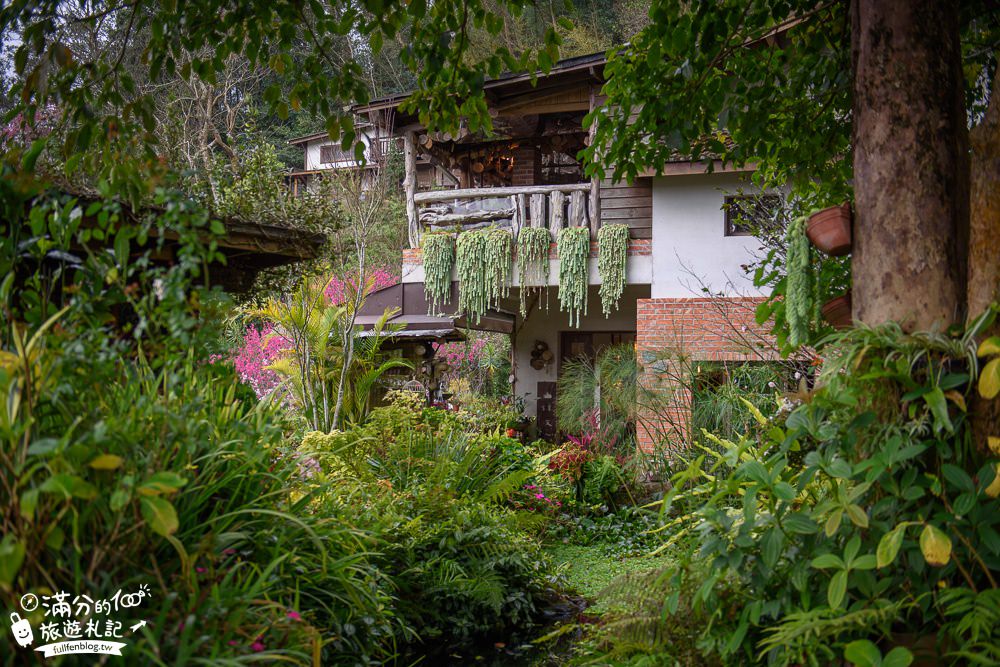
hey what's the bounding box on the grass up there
[545,543,673,613]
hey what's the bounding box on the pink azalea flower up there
[287,611,302,621]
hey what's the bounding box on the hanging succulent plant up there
[422,233,455,313]
[558,226,591,328]
[785,215,813,348]
[456,227,512,323]
[517,227,551,318]
[597,223,629,317]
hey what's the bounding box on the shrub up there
[595,313,1000,665]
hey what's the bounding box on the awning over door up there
[355,282,514,341]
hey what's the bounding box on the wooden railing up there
[410,183,596,246]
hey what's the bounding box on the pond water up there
[403,595,590,666]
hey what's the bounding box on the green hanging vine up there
[785,215,813,348]
[456,227,512,323]
[597,223,629,317]
[558,226,591,328]
[422,233,455,313]
[517,227,551,318]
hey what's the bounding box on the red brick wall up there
[511,145,541,186]
[635,297,776,452]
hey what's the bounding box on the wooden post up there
[529,193,547,229]
[516,194,528,235]
[510,195,522,240]
[549,190,566,236]
[403,131,419,247]
[569,191,588,229]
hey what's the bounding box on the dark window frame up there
[319,144,351,165]
[724,194,781,237]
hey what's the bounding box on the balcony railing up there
[411,183,595,245]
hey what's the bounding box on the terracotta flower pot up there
[821,292,852,329]
[806,203,853,256]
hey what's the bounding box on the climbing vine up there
[597,224,629,317]
[422,233,455,313]
[785,215,814,348]
[456,228,512,323]
[558,226,591,328]
[517,227,551,318]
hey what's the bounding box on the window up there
[724,195,781,237]
[319,144,351,165]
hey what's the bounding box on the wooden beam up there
[549,190,566,233]
[414,183,591,204]
[529,193,547,228]
[403,131,419,247]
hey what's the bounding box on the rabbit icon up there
[10,612,33,647]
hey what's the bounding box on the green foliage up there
[557,226,592,328]
[303,394,561,649]
[517,226,552,317]
[785,215,815,348]
[591,310,1000,665]
[248,276,410,431]
[597,223,629,317]
[557,344,638,455]
[0,187,399,663]
[690,361,794,442]
[456,227,511,324]
[422,232,455,313]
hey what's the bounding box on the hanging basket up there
[806,203,853,256]
[821,291,853,329]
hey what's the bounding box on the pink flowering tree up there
[223,268,399,402]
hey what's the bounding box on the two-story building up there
[348,52,778,450]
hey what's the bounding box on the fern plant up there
[557,226,591,327]
[422,233,455,313]
[597,223,629,317]
[516,226,551,317]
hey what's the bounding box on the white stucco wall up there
[651,172,766,298]
[505,284,649,420]
[303,131,375,171]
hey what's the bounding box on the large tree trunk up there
[968,63,1000,452]
[850,0,970,331]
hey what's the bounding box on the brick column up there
[635,297,775,452]
[511,145,541,186]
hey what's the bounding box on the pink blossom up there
[324,268,398,305]
[286,611,302,621]
[251,641,265,652]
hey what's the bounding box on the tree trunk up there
[850,0,970,331]
[968,63,1000,452]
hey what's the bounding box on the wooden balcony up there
[403,179,651,247]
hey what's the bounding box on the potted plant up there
[821,290,852,329]
[806,203,853,256]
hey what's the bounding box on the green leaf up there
[977,336,1000,357]
[110,488,131,512]
[853,554,877,571]
[89,454,124,470]
[40,474,98,500]
[810,553,843,570]
[784,512,818,534]
[827,459,852,478]
[923,387,953,432]
[19,489,39,520]
[0,535,26,587]
[919,524,952,566]
[877,526,906,568]
[138,472,188,496]
[942,464,974,493]
[27,438,60,455]
[844,639,882,667]
[882,647,914,667]
[773,481,796,501]
[828,569,848,609]
[762,527,782,569]
[140,496,179,536]
[979,358,1000,399]
[825,509,843,537]
[846,504,869,528]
